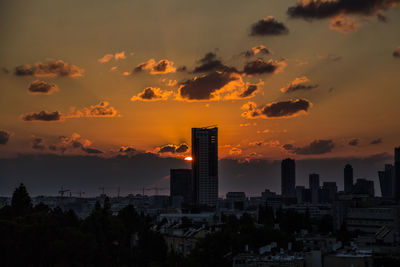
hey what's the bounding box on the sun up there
[184,156,193,161]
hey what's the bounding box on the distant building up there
[378,164,394,198]
[170,169,192,205]
[395,147,400,201]
[309,173,320,204]
[344,164,353,194]
[191,127,218,207]
[296,186,306,204]
[353,178,374,196]
[281,158,296,198]
[322,182,337,203]
[226,192,247,210]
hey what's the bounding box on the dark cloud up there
[239,85,258,98]
[241,99,311,119]
[244,45,271,57]
[177,71,241,101]
[393,46,400,58]
[65,101,118,118]
[119,146,136,153]
[177,66,187,72]
[21,111,62,121]
[283,139,335,155]
[287,0,400,25]
[0,130,10,145]
[348,138,359,146]
[242,58,286,75]
[133,59,176,74]
[15,60,84,77]
[250,17,289,36]
[329,16,359,33]
[370,138,383,145]
[28,80,59,95]
[131,87,172,102]
[193,52,238,73]
[280,77,318,93]
[82,147,103,154]
[31,137,46,150]
[158,143,189,153]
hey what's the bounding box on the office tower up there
[191,127,218,207]
[378,164,394,198]
[170,169,192,205]
[281,158,296,198]
[309,173,320,204]
[322,182,338,203]
[295,186,305,204]
[344,164,353,194]
[353,178,374,196]
[395,147,400,201]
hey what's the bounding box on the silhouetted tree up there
[11,183,32,216]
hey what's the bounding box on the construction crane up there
[58,187,71,198]
[144,187,168,196]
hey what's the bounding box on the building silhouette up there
[191,127,218,207]
[281,158,296,198]
[344,164,353,194]
[378,164,394,198]
[170,169,192,205]
[395,147,400,201]
[353,178,374,196]
[322,182,337,203]
[309,173,320,204]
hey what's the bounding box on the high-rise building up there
[281,158,296,198]
[295,186,305,204]
[322,182,337,203]
[395,147,400,201]
[309,173,320,204]
[353,178,374,196]
[191,127,218,207]
[378,164,394,198]
[344,164,353,194]
[170,169,192,205]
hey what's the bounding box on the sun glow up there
[184,156,193,161]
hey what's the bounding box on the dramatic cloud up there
[66,101,118,118]
[287,0,400,31]
[131,87,172,102]
[329,16,359,33]
[15,60,84,77]
[280,76,318,93]
[348,138,359,146]
[134,59,176,74]
[0,130,10,145]
[22,111,62,121]
[48,133,103,154]
[393,46,400,58]
[370,138,383,145]
[177,71,246,101]
[28,80,59,95]
[244,45,271,57]
[242,58,286,76]
[158,143,189,153]
[193,52,238,73]
[31,137,46,150]
[241,99,311,119]
[283,139,335,155]
[98,51,126,63]
[225,80,263,100]
[250,17,289,36]
[119,146,136,153]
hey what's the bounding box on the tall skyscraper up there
[395,147,400,201]
[309,173,320,204]
[281,158,296,198]
[191,127,218,207]
[170,169,192,205]
[378,164,394,198]
[322,182,337,203]
[344,164,353,194]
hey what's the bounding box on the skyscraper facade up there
[395,147,400,201]
[344,164,353,194]
[309,173,320,204]
[378,164,394,198]
[281,158,296,198]
[191,127,218,207]
[170,169,192,205]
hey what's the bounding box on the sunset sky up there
[1,0,400,196]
